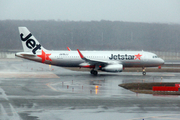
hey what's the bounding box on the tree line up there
[0,20,180,52]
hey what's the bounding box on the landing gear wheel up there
[93,70,98,75]
[90,70,98,75]
[142,71,146,75]
[142,67,146,76]
[90,70,93,74]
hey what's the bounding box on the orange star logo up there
[37,50,52,63]
[134,53,142,60]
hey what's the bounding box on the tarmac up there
[1,59,180,120]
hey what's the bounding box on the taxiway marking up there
[46,83,58,91]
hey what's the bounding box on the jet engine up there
[102,64,123,72]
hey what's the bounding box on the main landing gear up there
[90,70,98,75]
[142,67,146,75]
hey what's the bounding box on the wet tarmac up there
[1,59,180,120]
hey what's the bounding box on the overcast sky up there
[1,0,180,23]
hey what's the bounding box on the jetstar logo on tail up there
[37,50,52,63]
[20,33,41,54]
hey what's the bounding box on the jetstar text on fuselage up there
[109,54,142,60]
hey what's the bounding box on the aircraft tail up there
[18,27,47,54]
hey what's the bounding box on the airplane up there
[15,27,164,75]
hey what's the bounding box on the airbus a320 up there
[15,27,164,75]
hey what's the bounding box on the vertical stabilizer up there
[18,27,47,54]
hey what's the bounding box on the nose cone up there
[159,58,164,65]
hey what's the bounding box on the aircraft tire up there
[90,70,98,75]
[142,71,146,75]
[93,70,98,75]
[90,70,93,74]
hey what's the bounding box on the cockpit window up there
[152,56,158,58]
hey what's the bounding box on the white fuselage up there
[16,27,165,75]
[16,50,164,68]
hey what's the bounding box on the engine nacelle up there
[102,64,123,72]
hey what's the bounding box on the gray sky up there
[1,0,180,23]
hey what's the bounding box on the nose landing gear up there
[142,67,146,75]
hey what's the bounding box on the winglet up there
[67,47,71,51]
[77,49,84,59]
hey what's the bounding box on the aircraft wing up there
[77,49,120,66]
